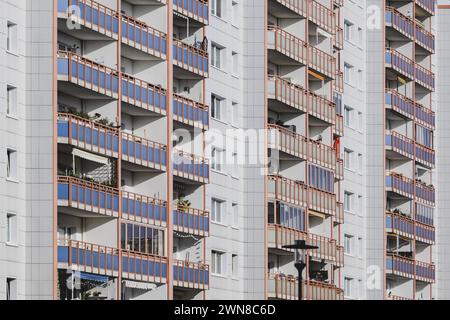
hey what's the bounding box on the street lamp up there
[282,240,318,301]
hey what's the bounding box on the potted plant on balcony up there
[177,197,191,213]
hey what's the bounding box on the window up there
[357,195,363,215]
[344,149,353,170]
[344,105,352,127]
[211,250,225,275]
[211,43,224,69]
[211,0,223,18]
[344,63,353,85]
[357,153,363,173]
[6,278,17,300]
[7,213,17,244]
[231,1,239,26]
[120,222,165,256]
[357,111,363,131]
[358,27,363,47]
[7,85,17,117]
[7,21,18,53]
[211,94,224,120]
[344,191,354,212]
[344,20,353,42]
[232,254,239,277]
[232,51,239,76]
[344,277,354,297]
[211,198,224,223]
[358,237,363,258]
[232,203,239,227]
[231,102,239,127]
[357,69,363,90]
[6,149,17,180]
[344,234,354,255]
[211,147,225,172]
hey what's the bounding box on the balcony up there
[267,274,344,300]
[309,141,336,171]
[416,222,435,244]
[333,115,344,137]
[385,7,414,39]
[385,48,414,80]
[121,15,167,59]
[335,202,344,224]
[308,45,336,79]
[386,254,415,279]
[121,133,167,172]
[415,23,435,53]
[309,187,336,216]
[415,63,435,91]
[58,176,119,217]
[267,76,307,113]
[267,124,308,160]
[173,260,209,290]
[267,26,307,66]
[57,51,119,98]
[58,240,119,277]
[386,173,414,199]
[173,207,210,237]
[267,225,342,264]
[309,91,336,125]
[121,191,167,226]
[173,39,209,78]
[385,131,414,160]
[267,175,307,208]
[333,27,343,50]
[122,73,167,116]
[173,0,209,25]
[415,0,435,16]
[173,94,209,130]
[57,112,120,158]
[416,143,435,169]
[335,158,343,181]
[416,260,435,283]
[386,211,414,240]
[415,180,435,206]
[416,103,435,130]
[173,150,210,184]
[121,251,168,284]
[57,0,119,40]
[333,71,343,93]
[416,202,434,226]
[309,1,335,35]
[272,0,307,17]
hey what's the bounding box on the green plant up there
[177,197,191,212]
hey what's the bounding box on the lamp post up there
[282,240,318,301]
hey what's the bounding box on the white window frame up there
[211,43,224,69]
[211,0,223,18]
[211,250,226,275]
[7,21,18,54]
[344,234,354,255]
[211,198,224,223]
[6,212,17,245]
[211,94,224,121]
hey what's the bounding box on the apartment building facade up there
[0,0,447,301]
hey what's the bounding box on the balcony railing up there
[173,94,209,130]
[415,180,435,206]
[122,73,167,116]
[267,175,307,208]
[385,48,415,80]
[309,187,336,216]
[122,191,167,226]
[416,103,435,130]
[57,0,119,39]
[58,176,120,217]
[333,27,343,50]
[386,254,415,279]
[416,143,435,168]
[122,133,167,171]
[415,0,435,16]
[309,45,336,79]
[415,260,435,283]
[416,222,435,244]
[267,26,307,65]
[121,15,167,59]
[57,51,119,98]
[121,251,168,284]
[173,149,210,184]
[173,207,210,237]
[335,202,344,224]
[386,211,414,239]
[274,0,307,17]
[267,274,344,300]
[309,1,336,35]
[336,159,344,181]
[333,71,344,93]
[58,239,119,277]
[267,225,342,264]
[267,76,307,113]
[415,202,434,226]
[57,112,120,158]
[385,131,415,160]
[309,141,336,171]
[173,39,209,78]
[173,0,209,25]
[267,124,308,160]
[173,260,209,290]
[309,91,336,125]
[415,23,435,53]
[333,0,344,8]
[415,63,435,91]
[386,7,414,39]
[386,173,414,199]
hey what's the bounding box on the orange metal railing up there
[173,149,210,184]
[309,45,336,79]
[309,140,336,171]
[121,191,167,226]
[267,75,307,113]
[267,124,308,160]
[173,260,210,290]
[335,202,344,225]
[173,39,209,77]
[173,206,210,237]
[267,175,308,208]
[308,91,336,125]
[309,186,336,216]
[333,27,343,50]
[275,0,307,17]
[333,71,344,93]
[309,0,336,35]
[336,158,344,181]
[173,93,209,130]
[121,132,167,171]
[173,0,209,25]
[267,25,308,65]
[121,250,168,284]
